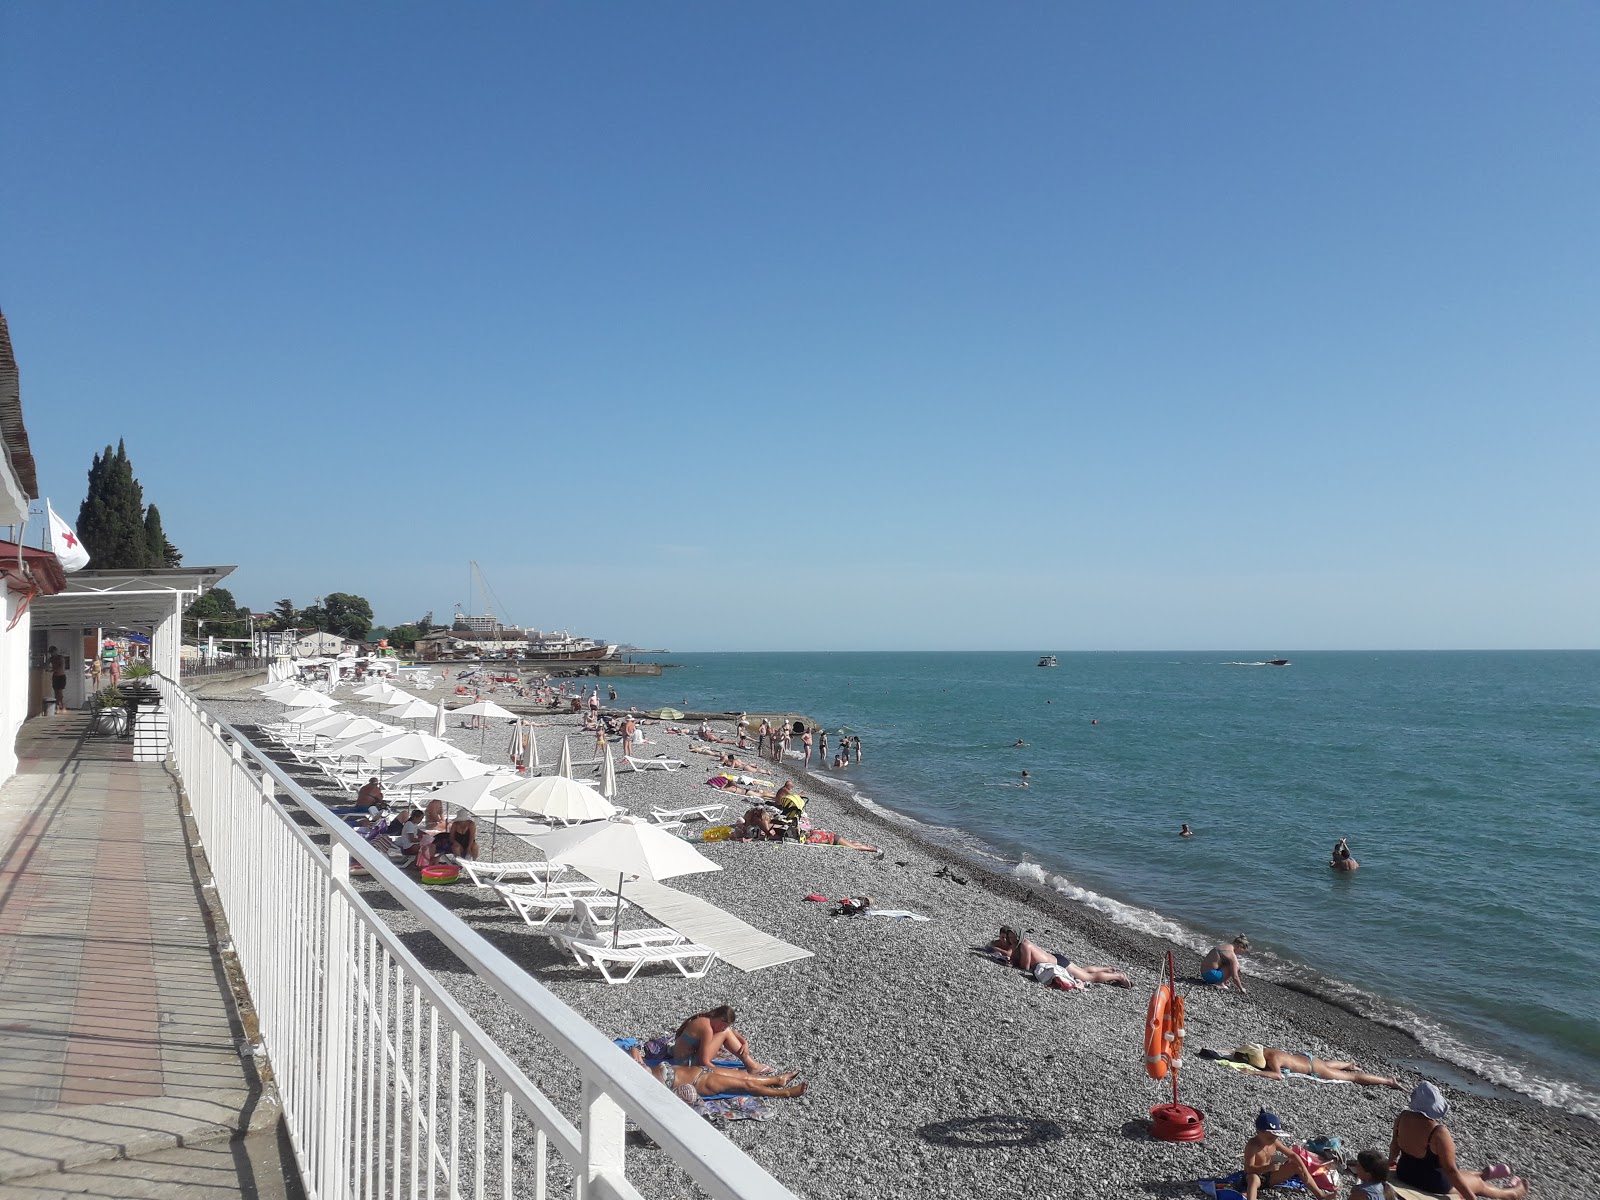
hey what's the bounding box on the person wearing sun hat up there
[1389,1082,1527,1200]
[1242,1109,1334,1200]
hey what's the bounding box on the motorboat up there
[1266,658,1290,666]
[1037,655,1059,667]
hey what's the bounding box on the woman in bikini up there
[671,1005,766,1073]
[1234,1043,1402,1088]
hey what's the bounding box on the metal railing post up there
[320,844,354,1200]
[579,1081,626,1200]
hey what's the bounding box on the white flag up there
[45,502,90,572]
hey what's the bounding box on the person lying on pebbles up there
[627,1046,807,1101]
[989,926,1134,989]
[1226,1042,1404,1088]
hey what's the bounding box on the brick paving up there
[0,712,289,1194]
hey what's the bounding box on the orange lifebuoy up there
[1144,984,1186,1080]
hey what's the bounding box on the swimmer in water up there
[1013,739,1026,748]
[1019,771,1030,787]
[1330,837,1359,871]
[1090,718,1098,725]
[1179,824,1194,838]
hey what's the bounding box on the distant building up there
[293,631,348,657]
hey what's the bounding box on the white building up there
[293,630,348,657]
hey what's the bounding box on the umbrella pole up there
[611,871,624,946]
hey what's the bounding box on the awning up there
[30,565,236,630]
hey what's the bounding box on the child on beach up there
[1242,1110,1335,1200]
[1350,1150,1397,1200]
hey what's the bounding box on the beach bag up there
[1289,1146,1338,1194]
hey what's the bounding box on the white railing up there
[157,677,798,1200]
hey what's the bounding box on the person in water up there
[1232,1043,1402,1088]
[1201,936,1250,991]
[1331,837,1359,871]
[1019,770,1030,787]
[1179,824,1194,838]
[989,926,1132,988]
[1389,1082,1526,1200]
[1013,739,1026,747]
[1242,1110,1335,1200]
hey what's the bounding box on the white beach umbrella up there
[455,699,518,721]
[281,690,341,710]
[257,681,300,697]
[387,755,497,788]
[601,739,617,800]
[432,703,446,738]
[531,818,720,943]
[426,774,522,815]
[556,736,572,779]
[383,698,440,723]
[356,730,463,763]
[497,774,617,824]
[281,706,342,727]
[353,682,395,699]
[527,725,543,771]
[310,715,394,741]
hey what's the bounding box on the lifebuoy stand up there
[1147,950,1205,1142]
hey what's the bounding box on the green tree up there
[76,440,149,568]
[187,587,246,639]
[386,624,422,648]
[271,598,297,626]
[143,504,183,568]
[321,593,374,641]
[296,604,329,632]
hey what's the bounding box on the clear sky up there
[5,3,1597,650]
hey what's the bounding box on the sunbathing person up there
[718,751,760,772]
[630,1046,804,1100]
[357,777,385,807]
[803,829,880,851]
[1230,1042,1403,1088]
[734,806,783,841]
[672,1005,766,1072]
[1390,1082,1527,1199]
[989,926,1133,988]
[422,796,449,832]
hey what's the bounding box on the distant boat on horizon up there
[1266,658,1290,666]
[1037,655,1059,667]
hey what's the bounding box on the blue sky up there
[5,3,1597,650]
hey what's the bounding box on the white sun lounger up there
[624,756,685,772]
[649,803,728,824]
[572,901,691,948]
[460,860,571,889]
[492,882,628,928]
[547,932,718,984]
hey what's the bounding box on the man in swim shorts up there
[1201,936,1250,992]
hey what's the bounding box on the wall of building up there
[0,596,32,786]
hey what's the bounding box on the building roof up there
[0,540,68,598]
[0,312,39,525]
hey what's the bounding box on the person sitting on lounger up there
[803,829,880,851]
[1230,1043,1402,1088]
[1243,1109,1335,1200]
[630,1046,804,1101]
[423,796,449,832]
[357,777,384,807]
[989,926,1133,988]
[672,1005,767,1073]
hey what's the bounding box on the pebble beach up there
[206,680,1599,1200]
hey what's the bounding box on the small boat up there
[1037,655,1059,667]
[1266,659,1290,666]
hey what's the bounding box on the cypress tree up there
[143,504,182,568]
[76,439,149,568]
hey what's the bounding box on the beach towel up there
[866,909,930,921]
[1198,1172,1313,1198]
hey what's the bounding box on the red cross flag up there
[45,501,90,572]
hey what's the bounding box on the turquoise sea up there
[608,651,1600,1116]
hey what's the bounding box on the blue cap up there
[1255,1109,1284,1133]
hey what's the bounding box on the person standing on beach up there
[802,728,813,770]
[757,719,769,757]
[621,716,636,758]
[817,729,828,767]
[1201,936,1251,992]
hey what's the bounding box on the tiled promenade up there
[0,713,296,1199]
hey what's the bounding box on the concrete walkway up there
[0,713,297,1199]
